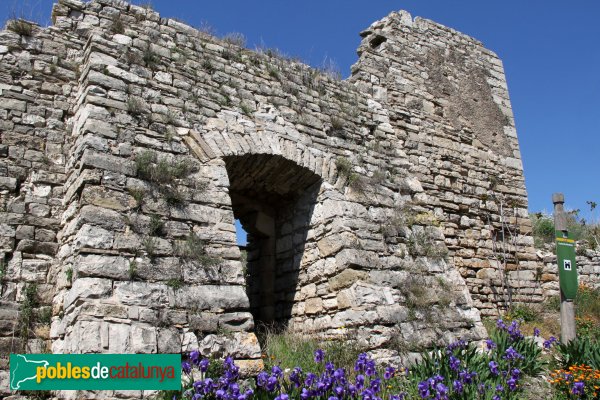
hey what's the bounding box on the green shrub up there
[166,278,183,290]
[163,187,185,206]
[7,18,34,36]
[267,66,280,80]
[18,284,39,346]
[530,212,554,248]
[0,259,6,281]
[240,103,253,116]
[110,15,125,34]
[127,97,146,116]
[135,151,190,184]
[407,230,448,259]
[128,260,138,281]
[142,236,157,259]
[554,336,600,370]
[143,46,160,70]
[506,304,539,323]
[37,307,52,324]
[222,32,246,47]
[128,187,146,210]
[576,285,600,328]
[148,214,164,236]
[177,233,220,267]
[330,116,346,137]
[335,157,353,178]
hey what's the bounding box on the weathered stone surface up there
[73,224,114,249]
[174,285,249,310]
[64,278,112,309]
[113,282,169,307]
[77,254,130,279]
[328,269,369,291]
[0,1,567,387]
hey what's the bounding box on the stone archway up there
[224,154,322,328]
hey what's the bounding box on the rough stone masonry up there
[0,0,563,395]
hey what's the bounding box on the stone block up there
[64,278,112,309]
[77,254,130,280]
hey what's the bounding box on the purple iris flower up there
[504,346,524,361]
[370,378,381,393]
[314,349,325,363]
[485,339,496,350]
[256,371,269,388]
[300,388,311,400]
[305,372,317,387]
[507,320,524,340]
[489,361,499,376]
[384,366,395,380]
[361,388,376,400]
[199,358,210,372]
[572,381,585,396]
[266,376,278,392]
[459,369,476,384]
[189,350,200,364]
[452,380,463,394]
[418,381,430,398]
[271,365,283,378]
[507,377,518,391]
[449,356,460,371]
[182,361,191,374]
[290,367,303,387]
[348,384,358,396]
[360,356,376,376]
[356,374,366,389]
[543,336,559,349]
[435,382,449,400]
[533,327,540,337]
[496,319,507,330]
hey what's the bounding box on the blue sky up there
[3,1,599,223]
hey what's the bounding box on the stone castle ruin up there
[0,0,556,391]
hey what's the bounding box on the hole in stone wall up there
[235,219,248,246]
[369,35,387,49]
[225,154,321,329]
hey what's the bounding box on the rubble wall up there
[351,11,542,314]
[0,0,550,394]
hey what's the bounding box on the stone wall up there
[0,0,554,395]
[539,247,600,297]
[350,11,541,314]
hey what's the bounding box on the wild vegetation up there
[531,201,600,251]
[164,317,600,399]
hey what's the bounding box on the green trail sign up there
[555,229,578,300]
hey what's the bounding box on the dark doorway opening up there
[224,154,321,328]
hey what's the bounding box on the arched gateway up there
[0,0,543,391]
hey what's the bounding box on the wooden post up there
[553,193,577,343]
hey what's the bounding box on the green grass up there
[177,233,220,267]
[259,328,361,373]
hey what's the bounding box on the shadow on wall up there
[224,154,321,329]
